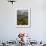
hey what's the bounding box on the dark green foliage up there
[17,15,28,25]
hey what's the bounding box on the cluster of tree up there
[17,15,28,25]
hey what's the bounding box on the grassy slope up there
[17,15,28,25]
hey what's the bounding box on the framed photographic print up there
[16,8,31,28]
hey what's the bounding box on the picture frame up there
[16,8,31,28]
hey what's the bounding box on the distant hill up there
[17,10,28,16]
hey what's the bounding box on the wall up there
[0,0,46,42]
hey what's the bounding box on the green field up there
[17,15,28,25]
